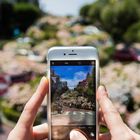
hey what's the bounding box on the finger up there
[17,76,49,128]
[97,86,127,135]
[33,123,48,140]
[70,130,87,140]
[99,133,111,140]
[99,108,106,125]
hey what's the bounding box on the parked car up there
[114,47,140,62]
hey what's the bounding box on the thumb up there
[70,130,87,140]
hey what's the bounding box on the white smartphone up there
[47,46,99,140]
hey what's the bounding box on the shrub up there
[2,103,41,125]
[33,115,41,126]
[29,76,42,88]
[100,125,109,133]
[42,25,58,40]
[27,26,45,40]
[27,24,58,40]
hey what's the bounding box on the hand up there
[73,86,140,140]
[7,76,87,140]
[7,76,49,140]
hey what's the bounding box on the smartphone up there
[47,46,99,140]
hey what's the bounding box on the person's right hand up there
[70,86,140,140]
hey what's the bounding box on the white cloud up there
[62,71,87,89]
[74,71,87,81]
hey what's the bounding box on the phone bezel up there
[47,46,99,140]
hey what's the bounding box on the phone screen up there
[50,60,96,140]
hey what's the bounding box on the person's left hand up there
[7,76,87,140]
[7,76,49,140]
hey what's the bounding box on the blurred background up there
[0,0,140,139]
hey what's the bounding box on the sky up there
[39,0,94,16]
[51,65,93,89]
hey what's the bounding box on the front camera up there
[64,53,66,55]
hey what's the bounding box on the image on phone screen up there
[50,60,96,140]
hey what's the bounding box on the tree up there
[80,0,140,44]
[14,2,41,32]
[16,0,39,6]
[80,4,91,18]
[124,22,140,42]
[0,1,14,38]
[0,1,41,39]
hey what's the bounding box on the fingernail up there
[98,85,107,95]
[70,130,87,140]
[41,76,47,82]
[36,76,47,91]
